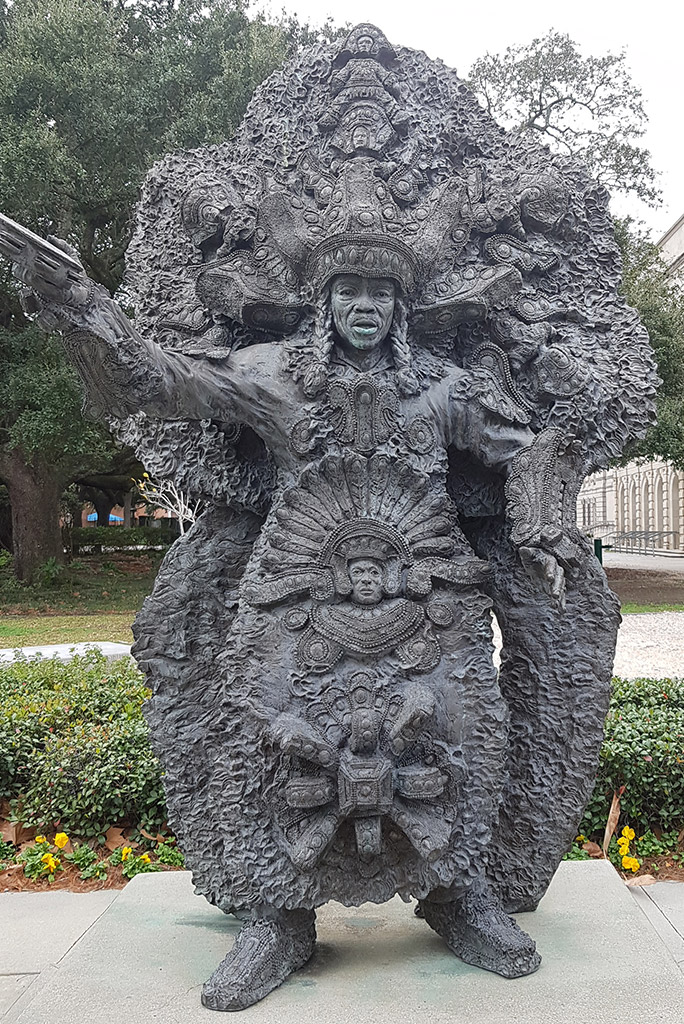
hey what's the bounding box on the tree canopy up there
[468,30,660,207]
[0,0,328,578]
[0,0,320,292]
[616,221,684,469]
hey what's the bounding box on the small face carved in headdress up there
[348,557,384,605]
[330,274,395,352]
[355,33,375,54]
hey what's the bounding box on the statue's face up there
[348,557,384,605]
[330,274,395,351]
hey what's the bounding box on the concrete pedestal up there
[5,862,684,1023]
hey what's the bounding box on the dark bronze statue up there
[0,23,659,1012]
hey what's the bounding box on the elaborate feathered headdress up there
[184,23,571,338]
[124,20,658,473]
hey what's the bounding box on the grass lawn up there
[621,603,684,614]
[0,551,161,648]
[0,551,162,614]
[0,612,135,646]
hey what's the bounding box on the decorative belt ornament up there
[271,671,459,867]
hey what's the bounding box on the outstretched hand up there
[0,214,92,328]
[15,235,91,325]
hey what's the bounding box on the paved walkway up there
[631,882,684,969]
[1,871,682,1021]
[0,641,131,663]
[1,866,682,1023]
[490,609,684,678]
[612,611,684,678]
[604,551,684,573]
[0,891,117,1019]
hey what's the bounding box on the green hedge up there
[71,526,174,552]
[0,651,165,836]
[580,676,684,835]
[1,656,682,839]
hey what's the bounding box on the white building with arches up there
[578,460,684,552]
[576,214,684,552]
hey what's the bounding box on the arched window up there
[616,481,625,533]
[671,474,682,550]
[642,478,651,534]
[654,475,665,546]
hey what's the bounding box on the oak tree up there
[468,30,660,206]
[0,0,320,579]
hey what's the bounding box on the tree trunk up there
[92,491,115,527]
[1,450,65,582]
[123,489,133,528]
[0,485,12,552]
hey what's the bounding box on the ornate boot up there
[419,878,541,979]
[201,908,316,1011]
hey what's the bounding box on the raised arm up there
[0,215,280,430]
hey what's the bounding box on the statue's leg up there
[202,906,317,1011]
[418,875,540,978]
[468,521,619,912]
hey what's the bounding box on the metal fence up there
[584,528,681,553]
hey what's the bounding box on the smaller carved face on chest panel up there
[348,557,384,606]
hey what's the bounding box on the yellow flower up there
[35,835,48,845]
[621,826,635,841]
[140,852,151,864]
[53,832,69,849]
[575,834,586,843]
[121,846,132,862]
[621,855,640,873]
[41,853,59,872]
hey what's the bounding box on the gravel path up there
[492,611,684,679]
[613,611,684,679]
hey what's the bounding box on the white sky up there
[256,0,683,240]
